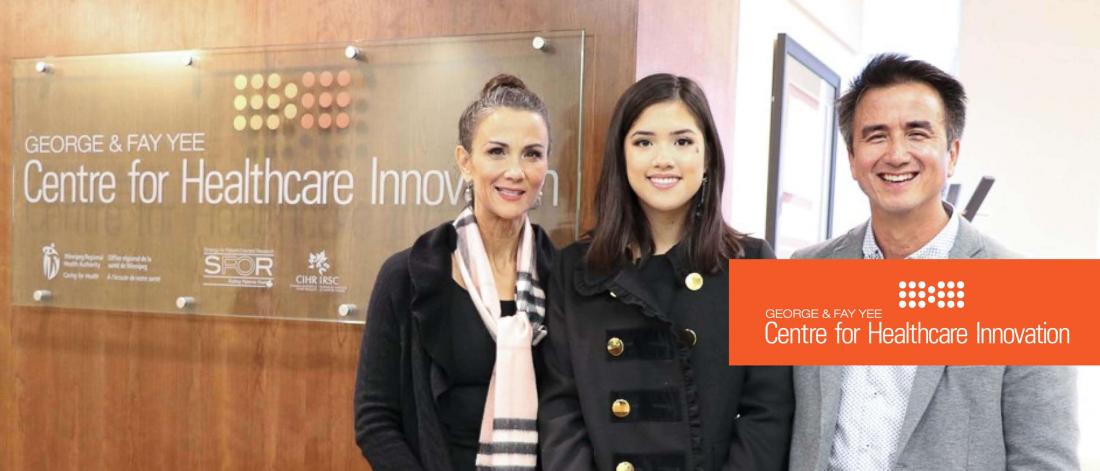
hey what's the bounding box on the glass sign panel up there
[12,31,585,322]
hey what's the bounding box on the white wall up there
[957,1,1100,467]
[860,0,962,74]
[957,0,1100,259]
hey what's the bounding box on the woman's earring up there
[463,181,473,205]
[532,190,543,210]
[694,175,709,219]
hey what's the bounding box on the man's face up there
[849,81,959,217]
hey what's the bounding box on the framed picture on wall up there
[765,33,841,258]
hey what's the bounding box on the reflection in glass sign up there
[11,31,586,322]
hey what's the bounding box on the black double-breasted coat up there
[538,238,794,471]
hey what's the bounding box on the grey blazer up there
[789,219,1079,471]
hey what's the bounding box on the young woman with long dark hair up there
[539,74,793,471]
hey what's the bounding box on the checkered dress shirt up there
[826,204,959,470]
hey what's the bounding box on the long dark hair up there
[586,73,745,274]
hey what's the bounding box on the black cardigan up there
[353,221,557,471]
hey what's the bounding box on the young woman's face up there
[623,100,706,221]
[456,107,550,223]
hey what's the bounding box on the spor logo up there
[897,280,966,309]
[202,248,276,289]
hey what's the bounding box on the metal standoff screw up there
[175,296,196,310]
[32,289,52,302]
[338,304,358,317]
[531,36,547,50]
[35,61,51,73]
[345,45,362,60]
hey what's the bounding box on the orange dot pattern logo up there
[232,69,354,132]
[897,280,965,309]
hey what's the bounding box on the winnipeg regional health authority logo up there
[897,280,966,310]
[42,243,60,280]
[290,250,348,294]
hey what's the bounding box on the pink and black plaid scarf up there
[452,205,546,470]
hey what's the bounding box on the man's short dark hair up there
[838,53,967,150]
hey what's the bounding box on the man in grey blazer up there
[789,54,1078,470]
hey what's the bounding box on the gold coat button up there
[607,337,625,357]
[611,398,631,418]
[680,328,698,347]
[685,272,704,291]
[616,462,635,471]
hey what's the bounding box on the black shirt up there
[437,280,517,471]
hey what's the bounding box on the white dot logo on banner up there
[897,280,967,309]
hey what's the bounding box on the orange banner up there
[728,259,1100,365]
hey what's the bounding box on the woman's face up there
[456,107,550,223]
[624,100,706,222]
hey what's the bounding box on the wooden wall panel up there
[0,1,638,469]
[2,4,17,471]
